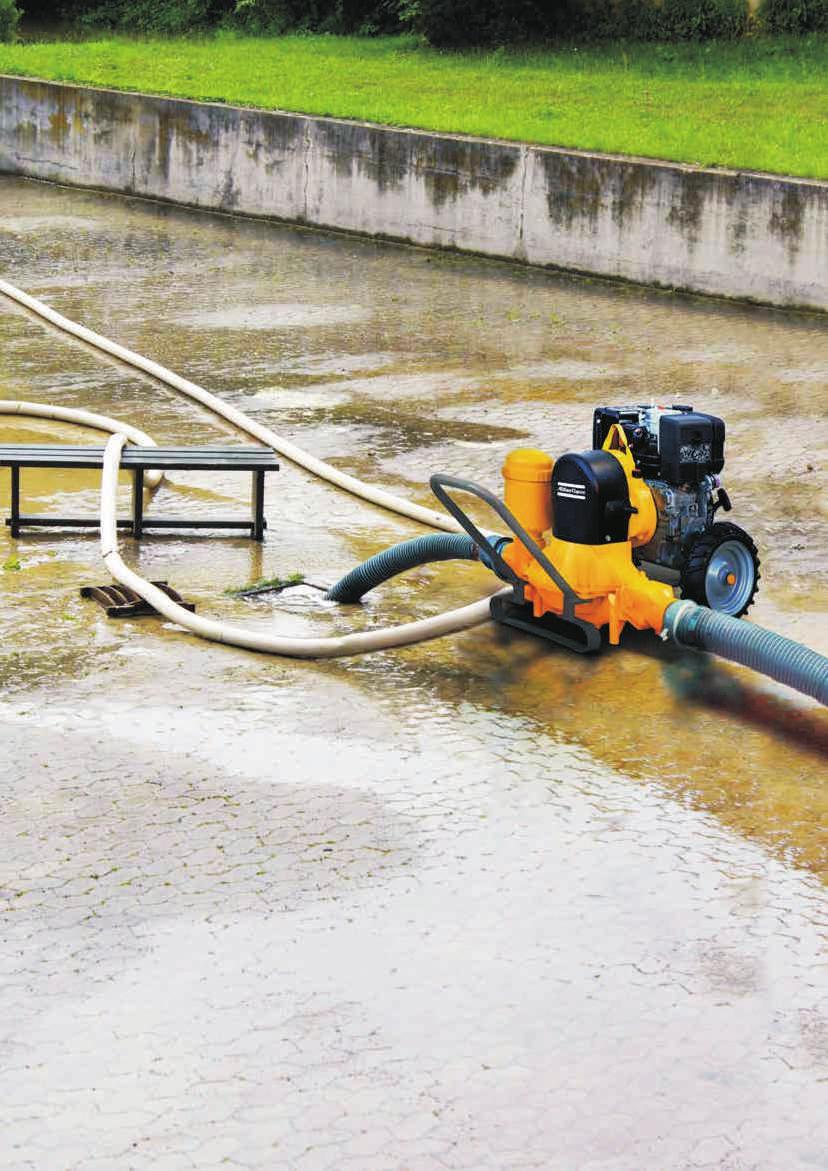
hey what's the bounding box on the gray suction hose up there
[327,533,479,603]
[664,601,828,704]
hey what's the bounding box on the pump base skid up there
[490,593,602,654]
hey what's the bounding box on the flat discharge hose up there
[0,279,461,534]
[100,432,504,659]
[0,279,501,660]
[664,601,828,705]
[0,400,165,489]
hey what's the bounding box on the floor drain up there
[80,581,196,618]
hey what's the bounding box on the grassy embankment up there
[0,34,825,178]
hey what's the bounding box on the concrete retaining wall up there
[1,75,826,312]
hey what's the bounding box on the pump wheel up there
[681,523,760,617]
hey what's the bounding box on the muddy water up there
[0,176,826,1169]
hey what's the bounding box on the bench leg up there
[10,466,20,538]
[132,468,144,539]
[251,470,266,542]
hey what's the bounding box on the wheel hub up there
[705,540,756,615]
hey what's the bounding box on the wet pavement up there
[0,176,826,1170]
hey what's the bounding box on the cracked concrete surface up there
[0,177,826,1170]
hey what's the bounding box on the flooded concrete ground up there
[0,176,826,1170]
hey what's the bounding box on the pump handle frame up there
[429,473,601,653]
[429,472,586,618]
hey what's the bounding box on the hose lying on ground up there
[3,282,826,694]
[0,400,165,490]
[329,537,827,701]
[664,601,828,706]
[101,432,504,659]
[0,279,461,534]
[327,533,479,603]
[0,281,502,659]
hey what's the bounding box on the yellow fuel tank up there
[501,448,554,539]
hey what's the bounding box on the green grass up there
[224,572,305,596]
[0,33,826,178]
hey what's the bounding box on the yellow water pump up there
[499,426,674,646]
[430,404,759,653]
[329,409,825,701]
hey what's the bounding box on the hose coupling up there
[478,535,513,577]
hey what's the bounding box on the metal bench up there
[0,445,279,541]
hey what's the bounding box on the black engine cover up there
[552,451,631,545]
[659,411,724,484]
[592,405,725,485]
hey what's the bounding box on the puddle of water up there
[0,175,826,1167]
[0,214,103,235]
[776,364,828,384]
[674,344,759,364]
[305,370,483,401]
[497,358,620,381]
[279,350,398,377]
[239,386,353,409]
[175,302,371,329]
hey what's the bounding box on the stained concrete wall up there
[1,75,826,312]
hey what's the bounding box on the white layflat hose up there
[0,399,164,489]
[100,432,501,659]
[0,279,461,533]
[1,281,496,659]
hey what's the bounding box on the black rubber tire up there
[680,522,761,617]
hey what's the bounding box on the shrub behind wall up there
[47,0,401,34]
[760,0,828,30]
[55,0,221,32]
[402,0,751,45]
[398,0,560,47]
[403,0,825,41]
[230,0,401,33]
[0,0,21,41]
[22,0,828,40]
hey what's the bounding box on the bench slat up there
[0,455,278,463]
[0,447,273,453]
[0,443,279,470]
[0,445,273,451]
[2,443,277,541]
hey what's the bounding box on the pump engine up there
[593,404,759,617]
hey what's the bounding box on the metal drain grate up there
[80,581,196,618]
